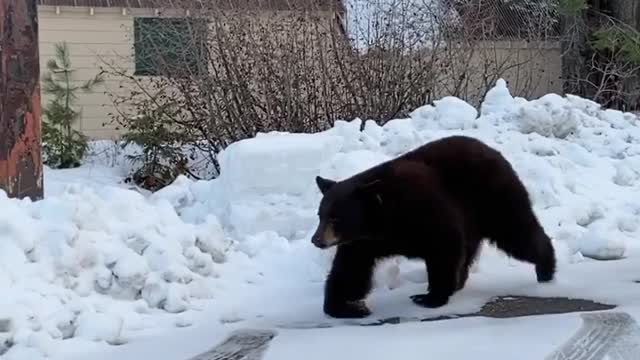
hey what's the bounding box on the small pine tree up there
[120,101,191,191]
[42,42,104,168]
[592,26,640,65]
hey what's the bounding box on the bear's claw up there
[410,293,450,308]
[324,300,371,319]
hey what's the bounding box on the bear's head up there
[310,175,384,249]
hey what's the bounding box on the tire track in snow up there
[186,329,277,360]
[605,312,640,360]
[546,312,640,360]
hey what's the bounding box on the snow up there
[266,314,578,360]
[3,78,640,359]
[0,172,230,358]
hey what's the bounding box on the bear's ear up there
[357,179,384,205]
[316,176,337,194]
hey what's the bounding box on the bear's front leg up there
[323,244,377,318]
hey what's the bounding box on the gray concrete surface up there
[186,329,277,360]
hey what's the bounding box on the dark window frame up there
[133,16,208,77]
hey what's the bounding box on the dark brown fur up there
[311,135,556,318]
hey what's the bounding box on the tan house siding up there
[37,4,345,140]
[431,40,563,107]
[38,6,148,139]
[37,3,563,140]
[490,41,563,100]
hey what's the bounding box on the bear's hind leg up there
[530,230,556,282]
[492,223,556,283]
[323,244,377,318]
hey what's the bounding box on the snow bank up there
[208,78,640,268]
[4,78,640,358]
[152,77,640,331]
[0,183,230,358]
[212,121,392,240]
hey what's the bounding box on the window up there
[133,17,208,77]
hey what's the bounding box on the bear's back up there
[398,136,532,230]
[401,136,523,195]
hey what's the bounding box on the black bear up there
[311,135,556,319]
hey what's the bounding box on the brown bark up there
[0,0,44,200]
[560,14,589,96]
[608,0,640,29]
[608,0,640,110]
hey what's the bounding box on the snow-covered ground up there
[3,79,640,359]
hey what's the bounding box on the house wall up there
[38,6,564,140]
[37,6,343,140]
[430,40,563,107]
[489,40,563,100]
[474,41,563,99]
[38,6,149,139]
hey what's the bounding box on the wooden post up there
[0,0,44,200]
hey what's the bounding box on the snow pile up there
[0,183,230,358]
[3,78,640,359]
[212,126,393,240]
[207,78,640,265]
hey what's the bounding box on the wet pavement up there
[355,295,617,326]
[475,295,616,318]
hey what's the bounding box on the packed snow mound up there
[0,183,230,357]
[4,78,640,359]
[147,79,640,333]
[202,79,640,265]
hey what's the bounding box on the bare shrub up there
[101,0,559,189]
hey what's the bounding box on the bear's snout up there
[311,221,338,249]
[311,232,326,248]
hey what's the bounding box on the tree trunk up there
[607,0,640,110]
[608,0,640,29]
[560,13,589,96]
[0,0,44,200]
